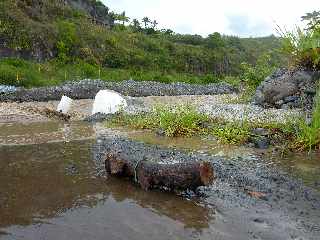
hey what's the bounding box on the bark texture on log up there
[101,137,215,191]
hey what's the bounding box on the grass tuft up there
[294,88,320,151]
[109,105,209,137]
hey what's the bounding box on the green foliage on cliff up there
[280,10,320,70]
[0,0,283,86]
[0,58,224,87]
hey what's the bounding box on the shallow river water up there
[0,121,319,240]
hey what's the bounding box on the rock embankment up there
[254,69,320,110]
[0,80,236,102]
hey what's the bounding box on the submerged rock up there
[252,137,270,149]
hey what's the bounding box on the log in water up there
[97,137,215,191]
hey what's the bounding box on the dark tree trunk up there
[104,149,215,191]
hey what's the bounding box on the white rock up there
[57,95,73,114]
[92,90,127,115]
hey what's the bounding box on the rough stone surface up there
[84,112,112,123]
[253,69,320,109]
[0,85,17,94]
[0,79,236,102]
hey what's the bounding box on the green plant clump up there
[212,123,251,144]
[280,11,320,70]
[108,103,320,150]
[110,105,209,137]
[295,88,320,151]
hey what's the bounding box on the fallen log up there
[97,137,215,191]
[21,106,71,121]
[42,107,71,121]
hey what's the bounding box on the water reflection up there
[126,129,254,158]
[0,138,212,240]
[268,151,320,189]
[0,121,95,145]
[1,121,320,239]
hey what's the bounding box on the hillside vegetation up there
[0,0,283,87]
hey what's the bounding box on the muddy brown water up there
[0,121,319,240]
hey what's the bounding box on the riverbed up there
[0,119,319,240]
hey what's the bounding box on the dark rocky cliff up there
[66,0,114,27]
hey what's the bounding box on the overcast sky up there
[103,0,319,37]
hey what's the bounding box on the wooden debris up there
[104,150,215,191]
[42,107,71,121]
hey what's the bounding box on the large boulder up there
[253,69,320,109]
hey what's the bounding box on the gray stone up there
[0,85,17,94]
[253,69,318,109]
[84,112,112,123]
[281,104,290,110]
[275,100,284,106]
[284,96,299,103]
[252,128,269,136]
[253,137,270,149]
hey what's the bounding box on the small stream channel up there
[0,121,319,239]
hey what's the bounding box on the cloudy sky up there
[103,0,319,37]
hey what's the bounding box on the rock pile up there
[253,69,320,110]
[0,79,236,102]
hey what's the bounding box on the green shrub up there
[110,105,209,137]
[295,87,320,150]
[0,58,45,87]
[212,123,251,144]
[279,11,320,70]
[241,53,276,89]
[155,106,209,137]
[0,64,18,85]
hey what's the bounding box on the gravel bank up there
[0,95,301,124]
[125,95,302,124]
[0,79,236,102]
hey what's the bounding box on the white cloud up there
[103,0,319,37]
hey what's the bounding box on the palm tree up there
[142,17,150,29]
[132,18,141,31]
[302,11,320,30]
[120,11,130,25]
[152,20,158,30]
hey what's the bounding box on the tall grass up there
[0,58,224,87]
[278,22,320,70]
[110,105,209,137]
[212,123,251,144]
[295,87,320,150]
